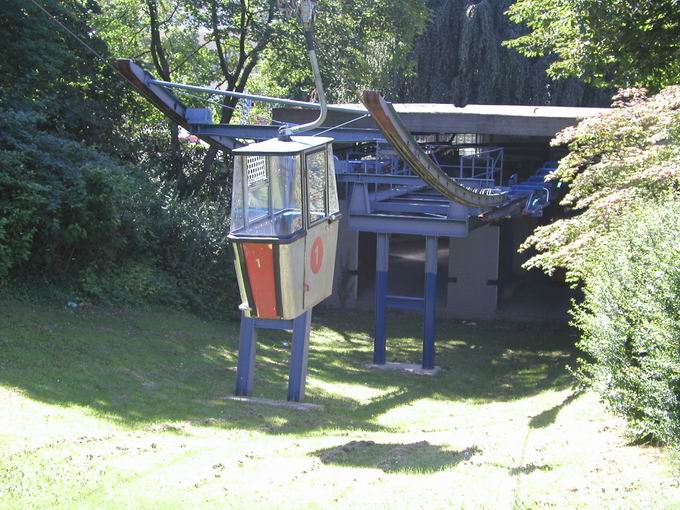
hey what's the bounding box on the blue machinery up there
[116,5,559,402]
[336,158,558,371]
[373,234,439,368]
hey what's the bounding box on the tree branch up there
[209,0,234,84]
[173,38,214,73]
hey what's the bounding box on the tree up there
[505,0,680,91]
[0,0,131,150]
[96,0,429,190]
[95,0,281,190]
[522,86,680,446]
[405,0,612,106]
[256,0,428,103]
[0,1,241,315]
[521,86,680,279]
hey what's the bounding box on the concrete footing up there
[223,396,322,411]
[365,362,441,376]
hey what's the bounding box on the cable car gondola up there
[228,135,341,320]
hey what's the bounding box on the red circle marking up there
[310,237,324,274]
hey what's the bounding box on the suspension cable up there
[311,114,370,137]
[27,0,124,78]
[172,89,287,126]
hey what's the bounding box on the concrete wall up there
[446,224,500,319]
[325,213,503,321]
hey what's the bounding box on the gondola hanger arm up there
[276,0,326,140]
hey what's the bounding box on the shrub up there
[522,86,680,281]
[518,86,680,446]
[0,108,240,318]
[574,198,680,446]
[146,190,240,318]
[78,261,185,308]
[0,109,144,277]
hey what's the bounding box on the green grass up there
[0,299,678,509]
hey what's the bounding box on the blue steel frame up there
[191,123,383,143]
[119,60,558,385]
[373,233,438,369]
[235,310,312,402]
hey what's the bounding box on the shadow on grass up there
[529,391,581,429]
[508,462,554,476]
[313,440,480,474]
[0,300,578,434]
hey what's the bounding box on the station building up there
[273,103,608,320]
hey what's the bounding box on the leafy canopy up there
[505,0,680,91]
[256,0,428,103]
[408,0,611,106]
[0,0,131,150]
[521,86,680,279]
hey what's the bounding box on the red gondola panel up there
[242,243,278,318]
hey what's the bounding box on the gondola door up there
[302,147,339,309]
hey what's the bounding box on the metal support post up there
[235,312,258,396]
[234,310,313,402]
[374,233,390,364]
[423,236,438,369]
[287,310,312,402]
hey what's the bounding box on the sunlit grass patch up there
[1,300,678,509]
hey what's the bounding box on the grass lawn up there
[0,298,678,509]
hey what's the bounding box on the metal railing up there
[458,147,504,185]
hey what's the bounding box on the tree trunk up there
[198,96,238,186]
[147,0,185,183]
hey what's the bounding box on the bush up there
[0,108,240,318]
[574,197,680,446]
[519,86,680,446]
[0,109,145,277]
[78,261,185,308]
[522,86,680,281]
[146,190,240,318]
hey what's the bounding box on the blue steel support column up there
[423,236,438,369]
[235,312,258,396]
[287,310,313,402]
[374,233,390,364]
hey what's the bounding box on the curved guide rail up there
[361,91,507,208]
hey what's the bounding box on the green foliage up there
[522,86,680,445]
[505,0,680,91]
[522,86,680,279]
[0,1,240,316]
[94,0,266,94]
[0,0,132,151]
[408,0,611,106]
[0,108,238,317]
[78,261,184,307]
[258,0,428,103]
[0,109,143,277]
[573,198,680,446]
[145,191,239,317]
[95,0,215,84]
[94,0,284,189]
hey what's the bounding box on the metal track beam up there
[360,91,507,209]
[116,59,239,151]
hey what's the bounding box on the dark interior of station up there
[334,135,577,321]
